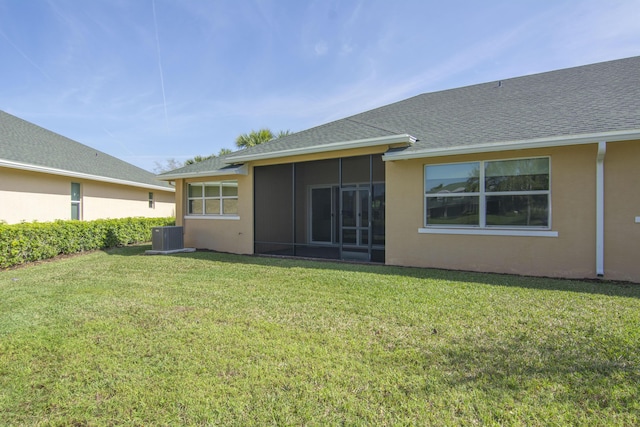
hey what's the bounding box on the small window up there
[425,157,550,228]
[148,192,154,209]
[71,182,81,220]
[187,181,238,216]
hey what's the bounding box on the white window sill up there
[418,227,558,237]
[184,215,240,220]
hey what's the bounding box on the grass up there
[1,246,639,426]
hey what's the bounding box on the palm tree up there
[182,147,234,165]
[235,128,292,149]
[184,154,215,165]
[275,129,292,138]
[155,147,235,172]
[235,128,273,148]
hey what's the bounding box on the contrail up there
[152,0,169,126]
[103,128,136,156]
[0,28,53,81]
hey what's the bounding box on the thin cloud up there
[103,128,137,157]
[550,0,640,63]
[205,19,534,128]
[251,0,280,38]
[314,41,329,56]
[340,42,355,56]
[344,0,365,28]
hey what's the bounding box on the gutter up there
[0,159,174,192]
[382,130,640,161]
[156,164,249,180]
[596,141,606,277]
[225,134,416,163]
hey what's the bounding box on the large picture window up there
[425,157,550,228]
[187,181,238,216]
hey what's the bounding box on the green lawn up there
[1,246,639,426]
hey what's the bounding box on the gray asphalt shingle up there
[0,111,172,189]
[158,154,241,176]
[228,56,640,161]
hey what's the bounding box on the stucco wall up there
[181,172,253,254]
[385,145,600,279]
[0,167,175,223]
[172,141,639,282]
[82,180,175,221]
[603,140,640,282]
[0,168,70,223]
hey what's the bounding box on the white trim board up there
[418,228,558,237]
[0,159,174,192]
[184,215,240,221]
[383,130,640,161]
[158,164,248,180]
[225,134,416,163]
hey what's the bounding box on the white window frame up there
[420,156,557,237]
[71,182,82,220]
[148,192,155,209]
[185,181,239,220]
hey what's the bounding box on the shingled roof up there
[157,154,248,179]
[0,111,173,191]
[159,55,640,178]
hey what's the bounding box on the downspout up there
[596,141,606,277]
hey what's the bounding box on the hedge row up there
[0,217,175,269]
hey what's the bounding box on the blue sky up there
[1,0,639,172]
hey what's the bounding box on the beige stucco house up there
[159,56,640,283]
[1,111,175,224]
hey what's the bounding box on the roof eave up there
[224,134,416,163]
[156,164,249,180]
[382,130,640,161]
[0,159,175,192]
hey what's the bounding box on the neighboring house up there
[0,111,175,223]
[158,56,640,283]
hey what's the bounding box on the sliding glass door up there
[341,185,370,260]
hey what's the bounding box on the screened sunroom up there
[254,154,385,262]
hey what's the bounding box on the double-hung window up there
[425,157,550,228]
[187,181,238,216]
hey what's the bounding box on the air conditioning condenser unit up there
[152,226,184,251]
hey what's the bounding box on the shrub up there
[0,217,175,269]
